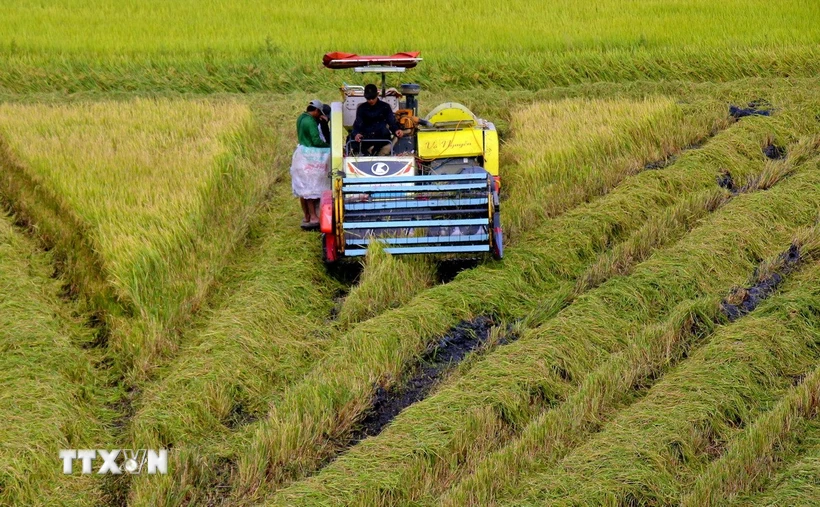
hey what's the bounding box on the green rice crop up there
[730,419,820,506]
[682,364,820,506]
[0,99,269,378]
[575,132,820,294]
[126,195,341,506]
[5,1,818,55]
[503,96,721,240]
[0,1,818,92]
[336,242,436,327]
[117,94,344,505]
[0,215,112,506]
[444,298,721,507]
[446,209,820,506]
[267,136,820,506]
[497,248,820,505]
[127,197,341,445]
[574,187,728,293]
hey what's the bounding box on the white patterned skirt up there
[290,145,331,199]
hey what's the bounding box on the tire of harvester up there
[322,233,338,264]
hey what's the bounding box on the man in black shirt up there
[318,104,331,144]
[351,83,404,156]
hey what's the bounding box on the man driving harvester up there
[351,83,404,156]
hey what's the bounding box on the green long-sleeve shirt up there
[296,112,329,148]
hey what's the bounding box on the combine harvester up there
[319,51,503,263]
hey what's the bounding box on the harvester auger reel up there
[318,51,503,263]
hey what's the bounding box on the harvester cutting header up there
[317,51,503,262]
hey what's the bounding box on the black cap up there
[364,84,378,100]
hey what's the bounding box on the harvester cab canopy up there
[323,51,423,98]
[318,51,503,262]
[322,52,422,69]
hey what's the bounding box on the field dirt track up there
[1,2,820,504]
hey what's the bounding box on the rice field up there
[269,133,820,507]
[0,1,819,92]
[0,215,112,505]
[5,0,819,55]
[1,2,820,506]
[0,98,270,378]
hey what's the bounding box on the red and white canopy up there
[322,52,422,69]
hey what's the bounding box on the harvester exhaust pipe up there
[401,83,421,115]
